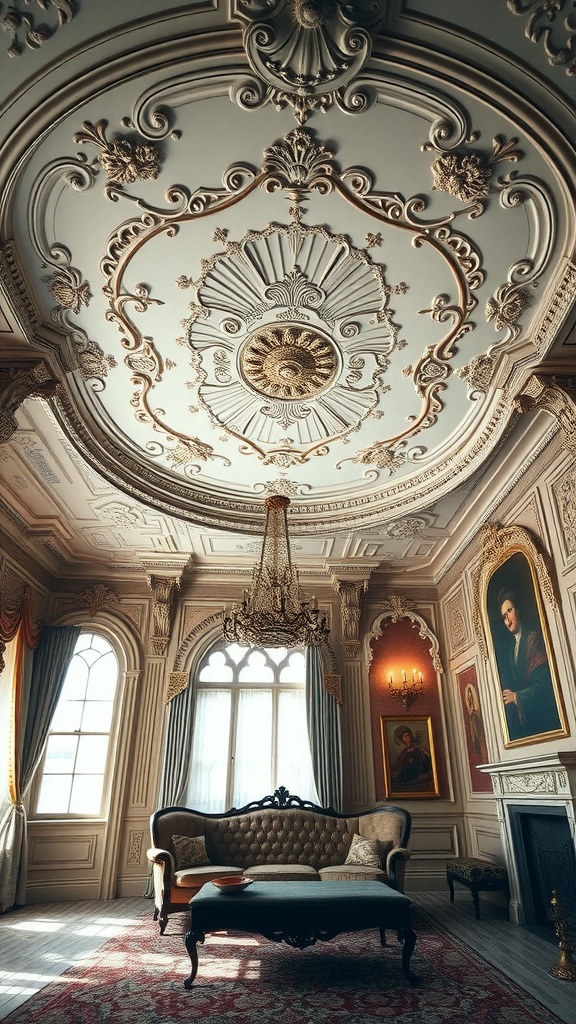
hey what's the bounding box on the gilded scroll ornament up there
[74,121,160,185]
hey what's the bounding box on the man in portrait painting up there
[391,725,432,787]
[497,587,561,741]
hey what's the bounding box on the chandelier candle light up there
[388,669,425,710]
[222,495,330,648]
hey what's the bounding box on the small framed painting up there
[380,716,439,799]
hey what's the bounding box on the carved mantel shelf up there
[478,751,576,802]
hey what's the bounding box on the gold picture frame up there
[476,525,569,748]
[380,715,440,799]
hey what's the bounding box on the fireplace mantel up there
[479,751,576,925]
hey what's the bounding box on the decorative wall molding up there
[366,598,444,674]
[77,583,119,617]
[552,464,576,561]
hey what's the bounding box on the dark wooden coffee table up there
[184,880,418,987]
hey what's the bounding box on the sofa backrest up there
[151,790,411,870]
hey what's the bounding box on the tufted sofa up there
[147,787,412,934]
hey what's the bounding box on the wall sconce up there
[388,669,424,710]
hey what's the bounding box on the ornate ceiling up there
[0,1,574,580]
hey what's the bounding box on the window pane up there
[239,651,274,683]
[199,651,233,683]
[279,651,306,683]
[233,690,272,806]
[186,690,232,812]
[76,735,109,774]
[44,734,78,773]
[50,699,84,732]
[70,774,104,814]
[36,774,72,814]
[85,649,118,700]
[80,700,114,732]
[59,660,88,701]
[277,689,317,801]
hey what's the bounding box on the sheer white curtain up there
[185,644,317,812]
[186,690,231,812]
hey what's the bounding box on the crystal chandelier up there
[222,495,330,648]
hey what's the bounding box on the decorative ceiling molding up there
[0,0,75,59]
[507,0,576,76]
[232,0,385,123]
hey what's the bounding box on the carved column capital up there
[515,373,576,454]
[0,361,59,442]
[328,560,380,659]
[147,574,181,657]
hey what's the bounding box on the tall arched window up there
[31,632,120,818]
[185,642,317,812]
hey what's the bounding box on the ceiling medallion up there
[240,324,338,399]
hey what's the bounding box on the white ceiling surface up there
[0,2,574,581]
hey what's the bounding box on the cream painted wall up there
[9,423,576,904]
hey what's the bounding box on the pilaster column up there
[328,561,380,811]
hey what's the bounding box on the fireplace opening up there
[508,805,576,935]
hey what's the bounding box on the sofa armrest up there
[385,846,412,892]
[147,846,174,870]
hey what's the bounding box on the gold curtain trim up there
[323,673,342,705]
[165,671,189,704]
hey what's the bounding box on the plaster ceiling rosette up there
[1,21,572,539]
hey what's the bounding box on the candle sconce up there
[388,669,424,710]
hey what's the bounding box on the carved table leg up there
[399,923,419,986]
[184,929,204,989]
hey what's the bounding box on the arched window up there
[32,632,120,818]
[185,642,317,812]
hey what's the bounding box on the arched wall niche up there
[365,601,448,802]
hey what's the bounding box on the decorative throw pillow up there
[344,833,381,867]
[172,834,210,869]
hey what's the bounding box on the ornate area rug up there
[4,908,563,1024]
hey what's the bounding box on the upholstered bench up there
[446,857,510,920]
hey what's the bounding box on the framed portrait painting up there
[478,527,568,748]
[456,664,492,793]
[380,715,439,799]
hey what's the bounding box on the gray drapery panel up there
[144,672,195,897]
[0,624,80,912]
[305,645,342,812]
[158,675,196,808]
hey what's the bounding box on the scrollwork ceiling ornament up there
[73,121,161,186]
[0,0,75,58]
[485,175,555,348]
[99,127,489,475]
[472,522,558,661]
[366,599,444,673]
[507,0,576,76]
[232,0,384,123]
[428,136,523,203]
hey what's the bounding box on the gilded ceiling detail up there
[2,1,569,538]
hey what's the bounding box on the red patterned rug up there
[4,908,564,1023]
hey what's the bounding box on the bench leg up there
[447,874,455,903]
[471,886,481,920]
